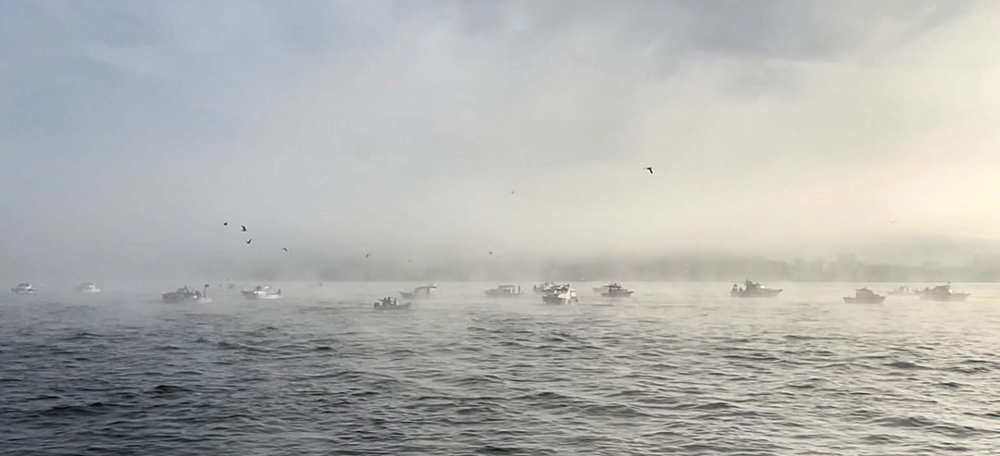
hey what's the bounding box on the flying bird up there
[282,248,288,252]
[223,222,228,226]
[489,251,493,256]
[365,253,370,258]
[246,239,252,244]
[644,167,653,174]
[241,225,247,232]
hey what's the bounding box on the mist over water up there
[3,284,1000,454]
[4,1,1000,455]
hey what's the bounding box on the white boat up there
[241,285,283,300]
[485,284,522,297]
[76,282,101,294]
[730,280,782,298]
[885,286,912,296]
[917,284,970,302]
[11,283,36,294]
[843,287,885,303]
[400,285,436,299]
[533,282,559,295]
[374,297,411,310]
[542,285,578,304]
[592,284,615,293]
[162,285,211,303]
[600,283,634,298]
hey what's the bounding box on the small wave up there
[946,365,991,374]
[39,402,115,417]
[63,331,103,340]
[885,361,927,370]
[149,384,192,395]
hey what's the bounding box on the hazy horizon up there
[4,1,1000,282]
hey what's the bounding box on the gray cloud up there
[0,1,996,282]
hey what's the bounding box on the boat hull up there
[919,293,970,302]
[731,289,782,298]
[375,302,411,310]
[843,296,885,303]
[601,291,634,298]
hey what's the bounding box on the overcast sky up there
[2,1,998,280]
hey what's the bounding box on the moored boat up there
[600,283,634,298]
[917,284,970,302]
[885,286,912,296]
[542,285,578,304]
[400,285,436,299]
[11,283,36,294]
[843,287,885,303]
[533,282,559,295]
[241,285,282,300]
[162,285,211,303]
[485,284,522,297]
[76,282,101,294]
[730,280,782,298]
[374,296,411,310]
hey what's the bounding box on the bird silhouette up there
[365,253,370,258]
[241,225,247,232]
[511,191,515,195]
[246,239,252,244]
[644,167,653,174]
[223,222,228,226]
[282,247,288,252]
[489,251,493,255]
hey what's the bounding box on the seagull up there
[644,167,653,174]
[489,251,493,256]
[365,253,370,258]
[511,191,515,195]
[223,222,228,226]
[246,239,252,244]
[241,225,247,232]
[282,248,288,252]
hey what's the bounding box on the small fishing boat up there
[542,285,578,304]
[76,282,101,294]
[400,285,436,299]
[241,285,282,300]
[885,286,912,296]
[11,283,36,294]
[374,297,411,310]
[533,282,559,295]
[730,280,782,298]
[600,283,634,298]
[485,284,523,297]
[843,287,885,303]
[162,285,211,303]
[917,284,970,302]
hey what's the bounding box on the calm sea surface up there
[2,282,999,455]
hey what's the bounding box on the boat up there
[600,283,634,298]
[592,284,613,293]
[885,286,912,296]
[843,287,885,303]
[542,285,578,304]
[533,282,559,295]
[11,283,36,294]
[374,296,411,310]
[76,282,101,294]
[485,284,523,297]
[241,285,283,300]
[162,285,212,303]
[917,284,970,302]
[730,280,782,298]
[400,285,436,299]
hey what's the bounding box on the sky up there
[2,1,999,281]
